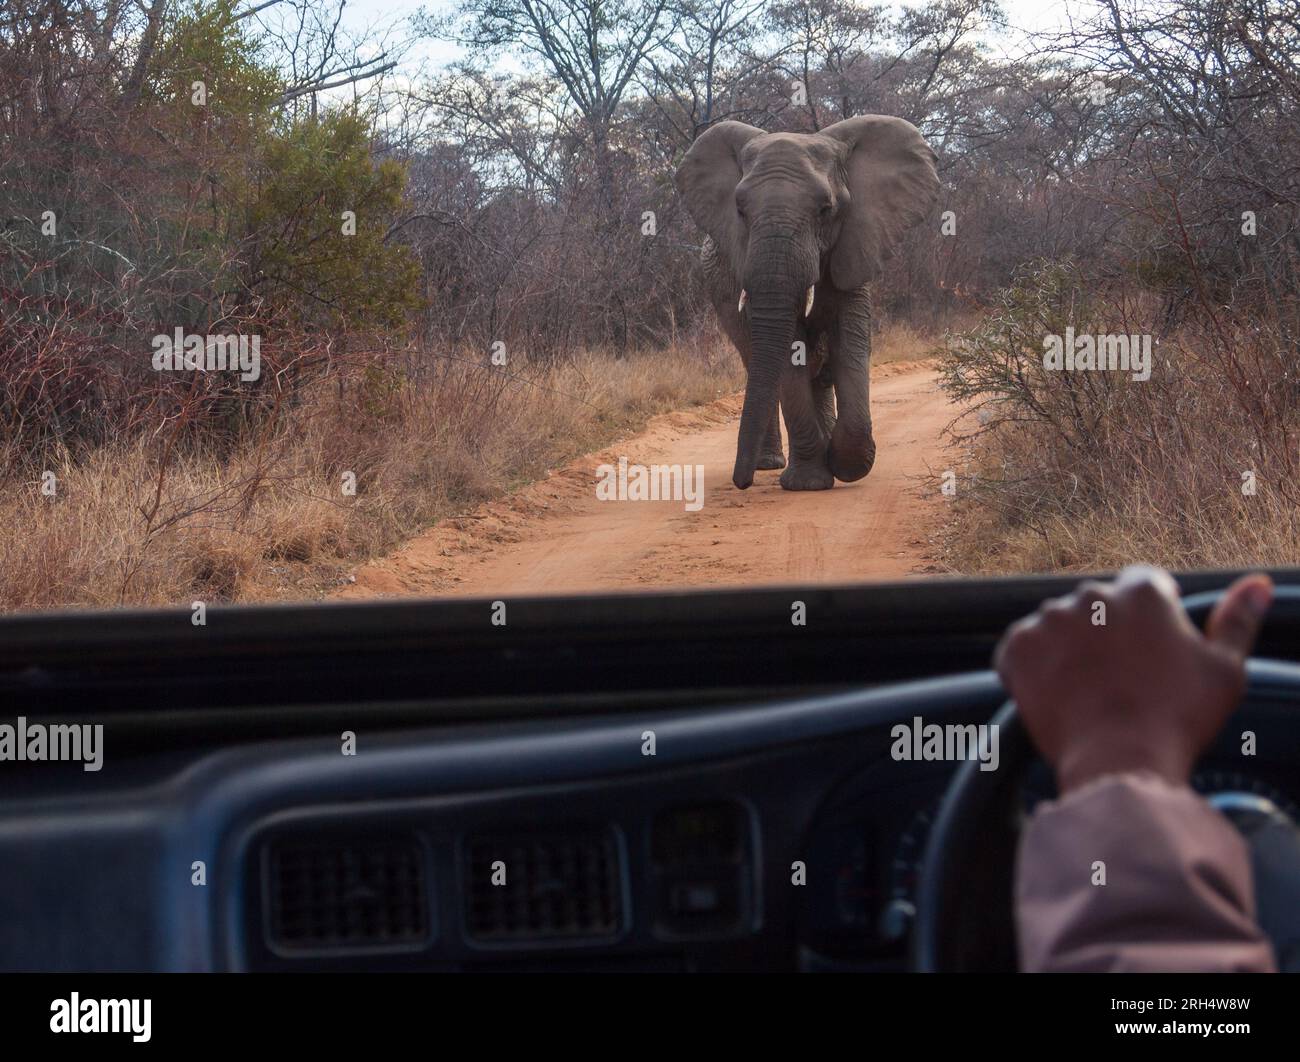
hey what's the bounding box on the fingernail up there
[1245,580,1273,617]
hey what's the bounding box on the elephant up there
[674,116,939,490]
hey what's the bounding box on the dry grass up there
[0,318,940,613]
[871,318,938,365]
[0,331,743,612]
[939,421,1300,577]
[933,265,1300,578]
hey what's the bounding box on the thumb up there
[1205,573,1274,659]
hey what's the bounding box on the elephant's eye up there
[819,202,833,219]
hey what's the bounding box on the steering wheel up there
[912,585,1300,972]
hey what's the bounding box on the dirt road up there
[339,362,952,599]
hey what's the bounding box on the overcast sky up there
[334,0,1092,73]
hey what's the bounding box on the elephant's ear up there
[823,115,940,290]
[674,121,765,264]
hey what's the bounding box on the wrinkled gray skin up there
[675,116,939,490]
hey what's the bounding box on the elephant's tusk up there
[804,286,815,317]
[738,290,748,313]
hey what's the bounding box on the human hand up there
[994,565,1273,793]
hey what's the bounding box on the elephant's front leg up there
[813,367,836,439]
[827,299,876,482]
[777,365,833,491]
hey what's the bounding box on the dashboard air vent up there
[465,827,623,943]
[265,835,430,953]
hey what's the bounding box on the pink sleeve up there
[1015,771,1276,972]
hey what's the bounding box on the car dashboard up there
[6,675,1300,972]
[3,571,1300,972]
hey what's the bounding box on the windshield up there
[2,0,1292,614]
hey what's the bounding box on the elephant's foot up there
[828,429,876,483]
[756,450,787,470]
[779,458,834,491]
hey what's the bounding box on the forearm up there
[1015,771,1276,973]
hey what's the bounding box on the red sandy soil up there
[338,361,953,600]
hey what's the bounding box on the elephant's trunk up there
[733,293,796,489]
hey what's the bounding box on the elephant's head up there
[675,116,939,488]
